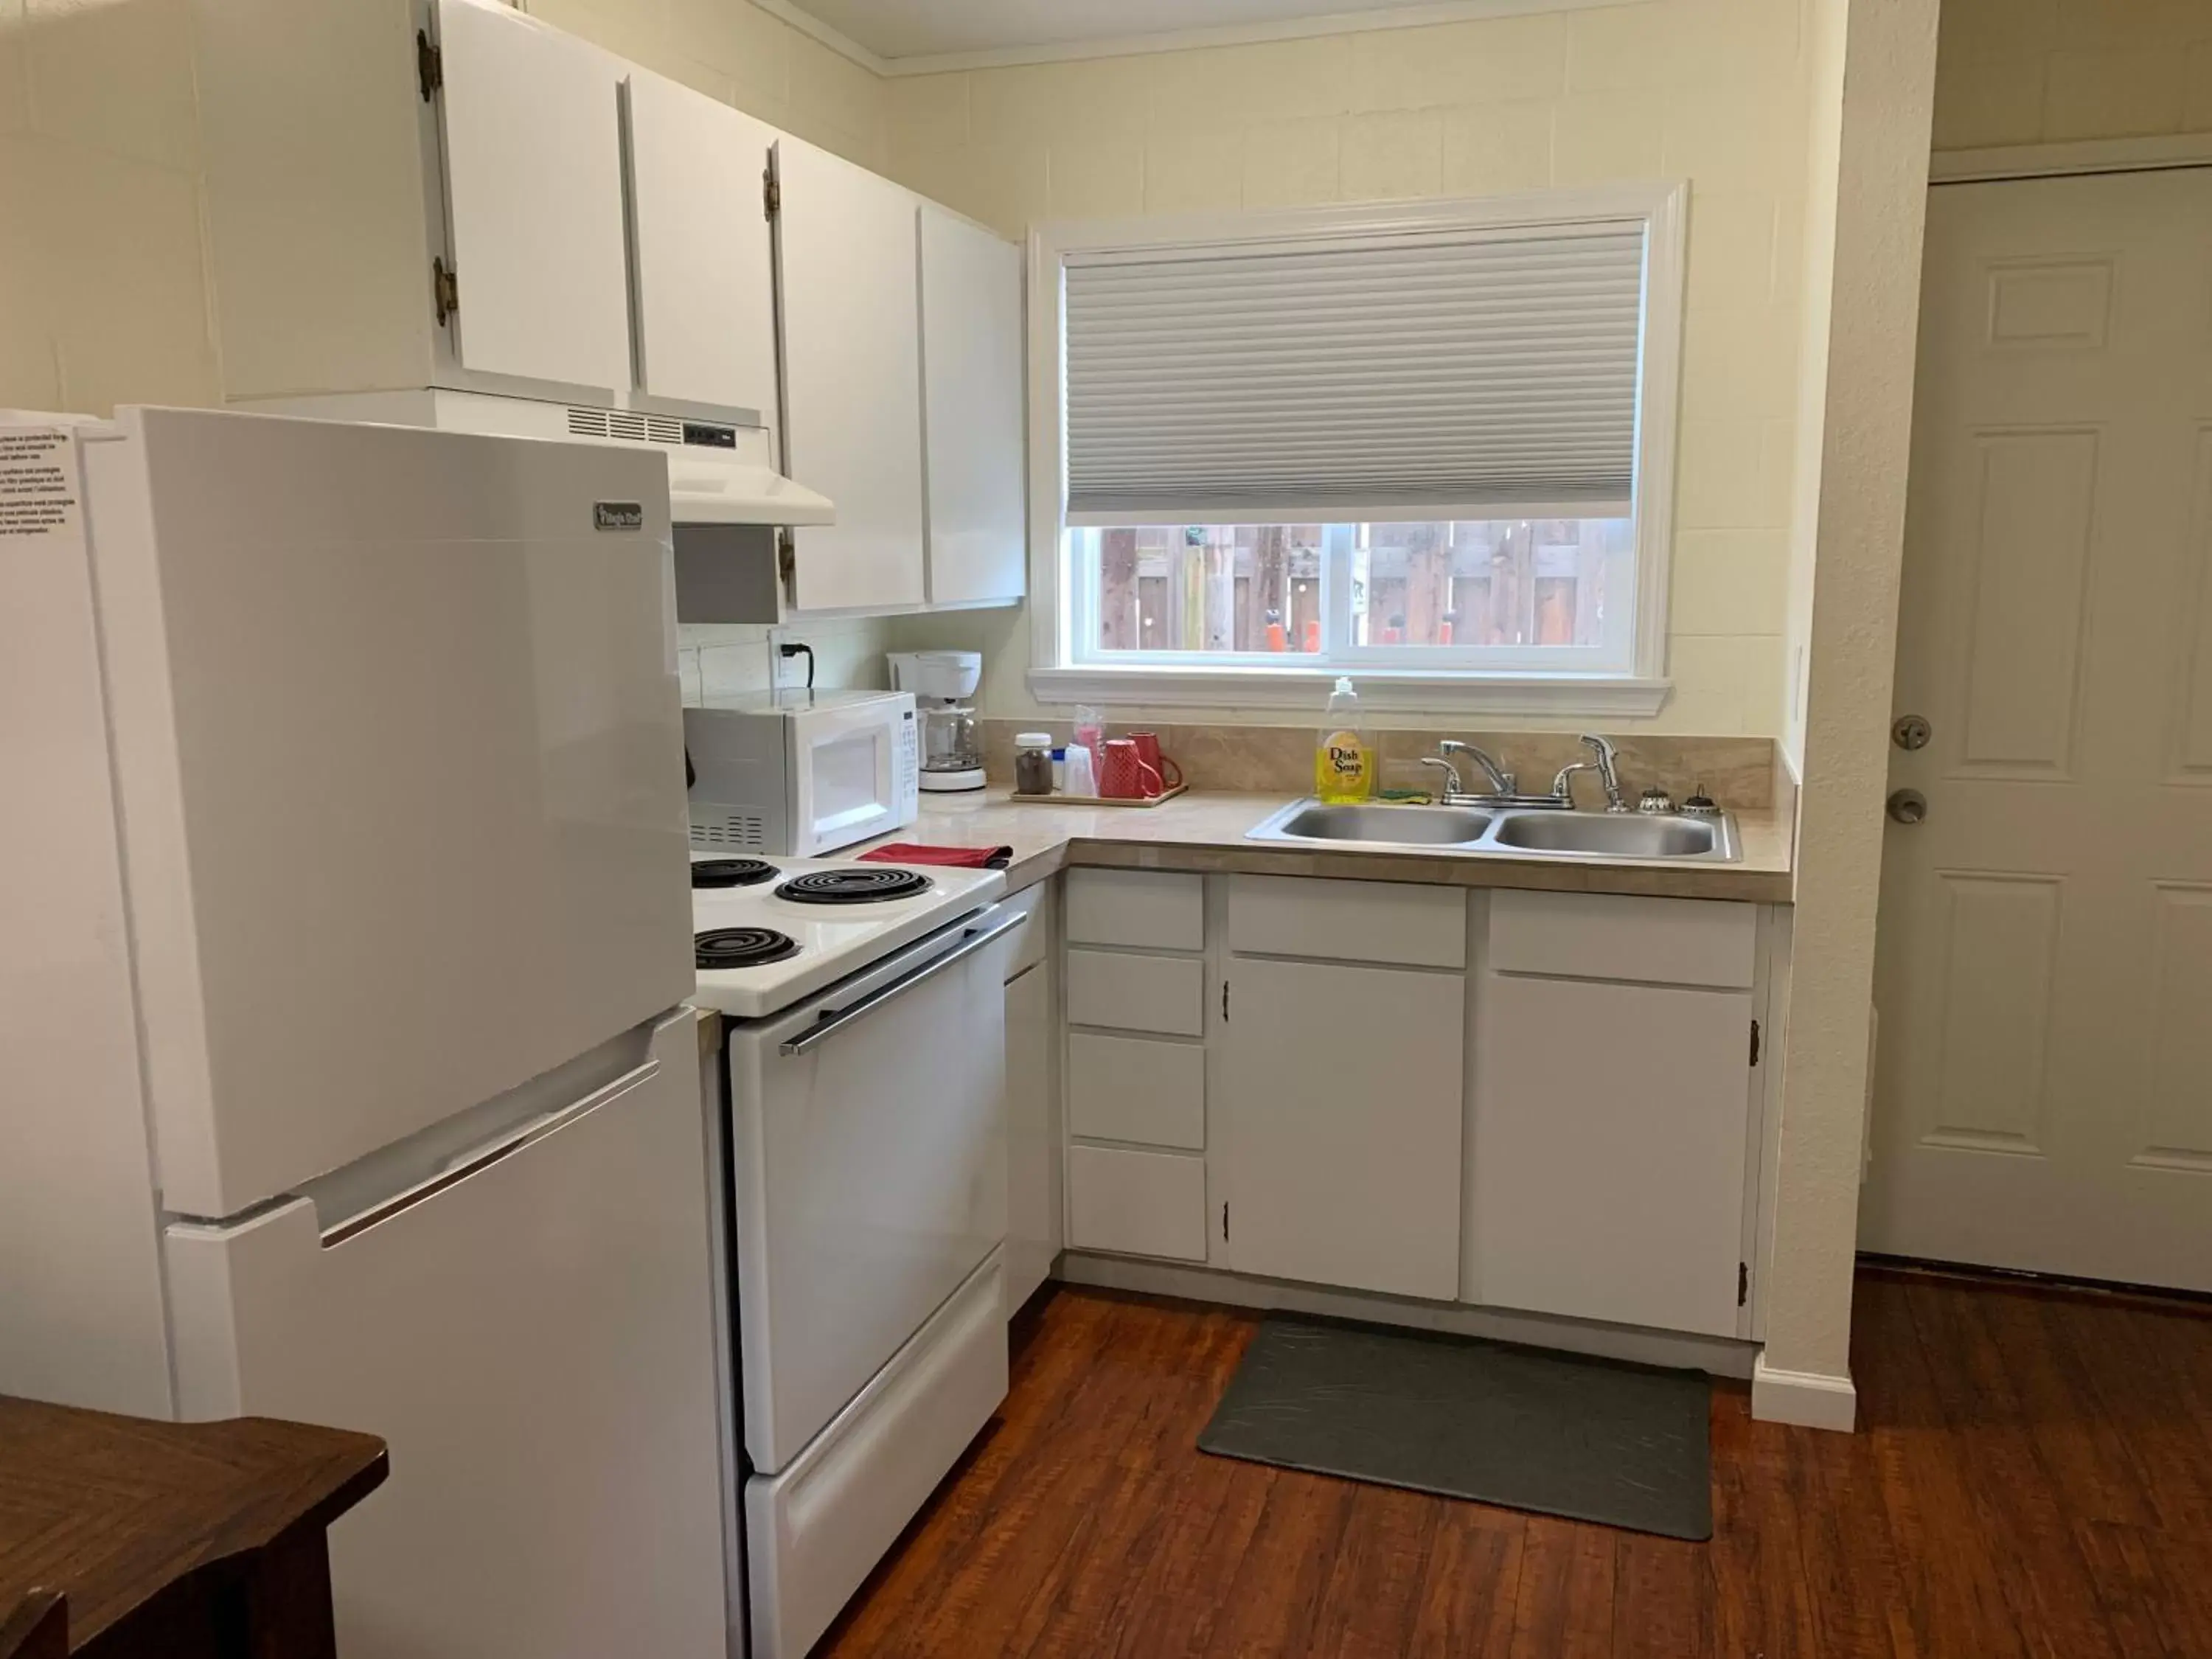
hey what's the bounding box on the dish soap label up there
[1314,676,1372,802]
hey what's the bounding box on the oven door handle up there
[779,911,1027,1056]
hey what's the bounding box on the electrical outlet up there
[769,627,809,689]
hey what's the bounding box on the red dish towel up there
[858,842,1012,869]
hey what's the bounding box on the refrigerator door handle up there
[779,912,1026,1057]
[317,1056,662,1248]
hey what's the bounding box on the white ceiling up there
[772,0,1490,66]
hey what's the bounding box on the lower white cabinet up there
[1066,1034,1205,1149]
[1067,1146,1208,1262]
[1220,957,1464,1301]
[1046,870,1771,1345]
[1003,961,1058,1314]
[1473,972,1755,1337]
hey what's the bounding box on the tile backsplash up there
[978,719,1780,810]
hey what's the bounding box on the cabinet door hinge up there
[776,527,796,602]
[431,257,459,326]
[763,171,781,218]
[1221,981,1230,1023]
[416,29,442,100]
[1222,1203,1229,1242]
[1749,1018,1761,1068]
[1738,1261,1750,1307]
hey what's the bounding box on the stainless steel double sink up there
[1245,799,1742,863]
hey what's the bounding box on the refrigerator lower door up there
[745,1249,1006,1659]
[164,1010,731,1659]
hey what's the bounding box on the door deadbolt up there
[1891,714,1931,751]
[1886,788,1928,825]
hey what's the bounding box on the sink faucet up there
[1550,733,1630,812]
[1436,739,1515,797]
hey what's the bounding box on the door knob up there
[1886,788,1927,825]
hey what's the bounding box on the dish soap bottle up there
[1314,676,1373,802]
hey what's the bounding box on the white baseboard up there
[1750,1354,1857,1431]
[1055,1251,1757,1380]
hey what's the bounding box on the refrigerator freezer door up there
[87,408,694,1217]
[163,1011,729,1659]
[0,421,172,1416]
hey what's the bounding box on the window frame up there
[1024,184,1688,717]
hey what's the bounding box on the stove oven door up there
[725,906,1018,1475]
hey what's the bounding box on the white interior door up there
[163,1012,728,1659]
[436,0,631,392]
[1222,957,1463,1300]
[778,138,926,611]
[919,205,1026,605]
[625,69,778,419]
[1865,167,2212,1290]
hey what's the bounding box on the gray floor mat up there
[1197,1315,1712,1540]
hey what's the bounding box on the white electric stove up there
[690,851,1018,1659]
[689,854,1007,1019]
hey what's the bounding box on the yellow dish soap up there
[1315,676,1373,802]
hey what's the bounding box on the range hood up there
[241,389,835,527]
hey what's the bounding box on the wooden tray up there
[1006,782,1189,808]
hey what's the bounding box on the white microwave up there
[684,690,919,858]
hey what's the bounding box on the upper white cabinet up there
[195,0,1029,614]
[437,0,631,392]
[1221,956,1464,1301]
[623,72,779,420]
[778,139,928,612]
[920,206,1026,606]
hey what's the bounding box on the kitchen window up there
[1026,186,1686,715]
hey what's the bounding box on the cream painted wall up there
[1781,0,1845,771]
[0,0,220,414]
[0,0,886,420]
[1759,0,1938,1425]
[1933,0,2212,150]
[877,0,1815,735]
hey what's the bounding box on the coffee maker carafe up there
[888,650,986,792]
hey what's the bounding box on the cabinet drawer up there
[1228,875,1467,969]
[1065,869,1203,952]
[1066,1146,1208,1262]
[1001,882,1049,981]
[1067,1035,1205,1149]
[1487,890,1756,989]
[1066,950,1206,1037]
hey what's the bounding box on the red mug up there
[1098,738,1165,799]
[1124,730,1183,790]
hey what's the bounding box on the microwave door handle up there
[779,912,1027,1057]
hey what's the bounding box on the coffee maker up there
[888,650,985,792]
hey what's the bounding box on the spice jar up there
[1013,731,1055,796]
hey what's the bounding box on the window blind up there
[1062,224,1647,524]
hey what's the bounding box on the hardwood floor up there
[816,1267,2212,1658]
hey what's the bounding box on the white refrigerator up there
[0,407,733,1656]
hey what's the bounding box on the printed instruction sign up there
[0,428,82,543]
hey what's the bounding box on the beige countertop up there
[860,789,1795,905]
